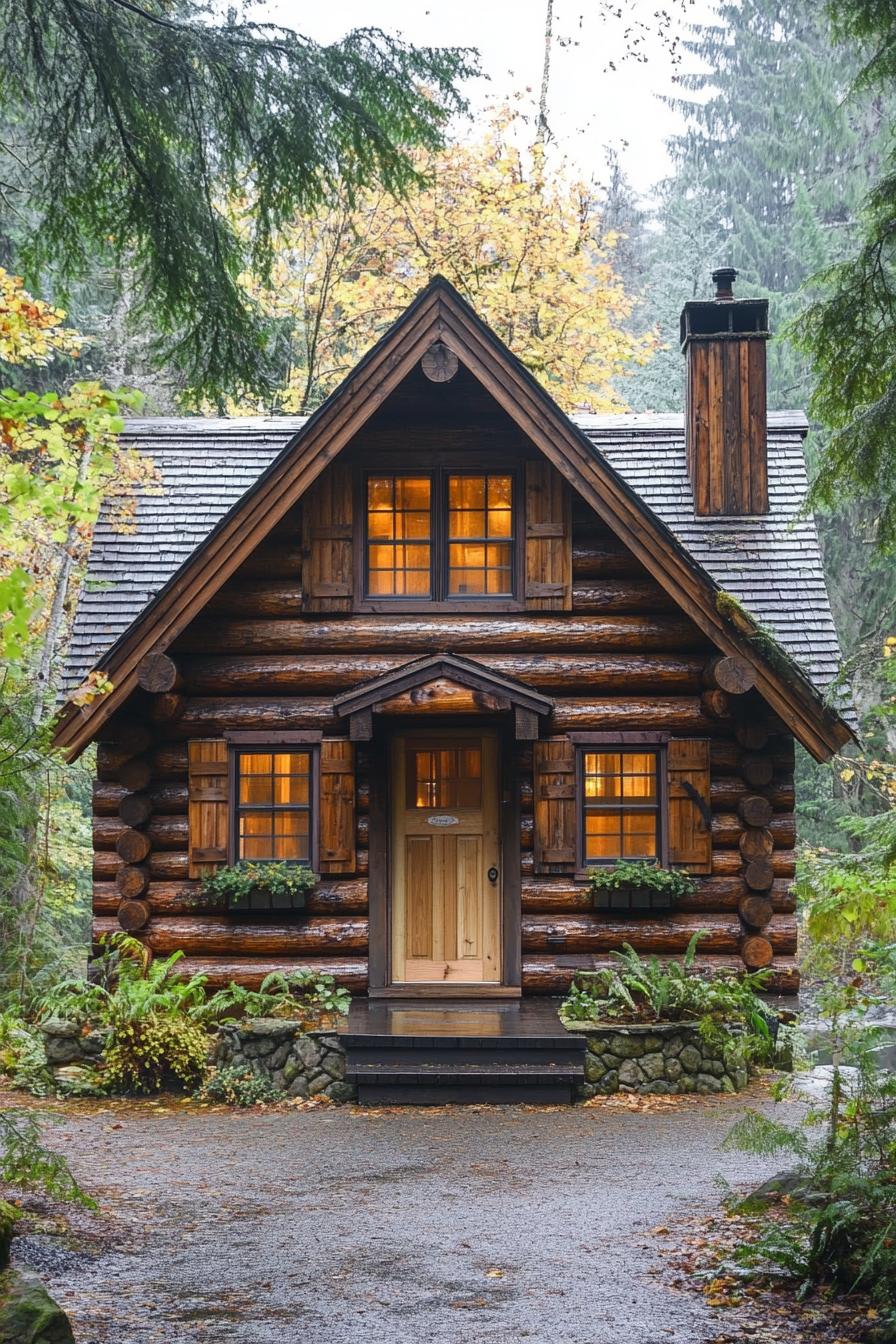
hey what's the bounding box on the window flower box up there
[587,861,696,917]
[201,862,318,915]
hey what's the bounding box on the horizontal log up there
[208,581,302,618]
[710,741,795,772]
[521,912,796,956]
[168,699,338,736]
[713,848,795,879]
[106,715,153,756]
[177,614,711,656]
[571,580,673,613]
[712,813,796,848]
[94,782,189,816]
[122,915,370,957]
[571,534,644,579]
[94,816,188,852]
[93,851,189,881]
[97,743,187,781]
[709,777,795,812]
[377,679,509,716]
[522,955,800,996]
[150,692,186,724]
[172,955,368,992]
[180,652,707,697]
[137,652,181,694]
[551,698,716,734]
[93,877,369,918]
[520,876,794,915]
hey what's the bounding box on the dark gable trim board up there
[53,279,853,763]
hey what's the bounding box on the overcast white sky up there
[262,0,719,196]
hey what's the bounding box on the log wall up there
[91,478,800,994]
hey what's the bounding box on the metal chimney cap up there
[712,267,738,299]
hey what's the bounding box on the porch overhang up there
[333,653,554,741]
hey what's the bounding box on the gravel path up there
[13,1088,802,1344]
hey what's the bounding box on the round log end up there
[741,935,774,970]
[117,792,153,828]
[119,757,153,793]
[738,794,774,828]
[137,652,180,694]
[735,721,769,751]
[150,692,186,724]
[741,753,775,788]
[744,857,775,891]
[739,826,774,860]
[701,690,731,719]
[117,899,151,932]
[115,864,150,899]
[738,895,774,929]
[705,655,756,695]
[107,715,153,757]
[115,829,151,864]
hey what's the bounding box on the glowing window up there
[366,475,432,597]
[447,474,514,596]
[581,750,659,863]
[235,751,312,862]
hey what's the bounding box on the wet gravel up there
[16,1088,804,1344]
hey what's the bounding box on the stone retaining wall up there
[566,1022,749,1097]
[213,1020,356,1102]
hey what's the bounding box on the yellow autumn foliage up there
[233,109,654,416]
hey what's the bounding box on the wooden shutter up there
[667,738,712,873]
[302,462,353,613]
[525,458,571,611]
[319,739,356,875]
[533,737,577,872]
[188,739,229,879]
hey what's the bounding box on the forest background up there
[1,0,894,999]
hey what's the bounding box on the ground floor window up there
[579,748,661,864]
[233,749,313,862]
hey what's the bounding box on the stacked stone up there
[40,1019,110,1093]
[575,1023,749,1098]
[213,1020,355,1102]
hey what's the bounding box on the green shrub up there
[204,968,351,1024]
[560,932,774,1069]
[0,1012,52,1096]
[586,861,696,900]
[201,861,318,907]
[0,1111,95,1208]
[197,1066,285,1107]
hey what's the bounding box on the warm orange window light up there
[367,475,431,597]
[447,474,513,596]
[236,751,312,861]
[582,750,659,863]
[408,745,482,809]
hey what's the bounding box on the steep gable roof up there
[53,278,853,762]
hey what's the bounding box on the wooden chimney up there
[680,267,770,516]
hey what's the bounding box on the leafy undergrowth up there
[652,1205,881,1343]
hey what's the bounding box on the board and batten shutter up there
[188,739,229,879]
[301,462,353,613]
[525,458,572,611]
[666,738,712,873]
[533,737,577,872]
[319,739,356,875]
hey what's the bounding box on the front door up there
[390,731,501,986]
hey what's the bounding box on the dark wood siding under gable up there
[90,363,799,994]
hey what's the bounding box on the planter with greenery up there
[201,861,318,913]
[587,861,697,913]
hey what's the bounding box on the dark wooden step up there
[348,1060,583,1083]
[358,1082,575,1105]
[345,1043,585,1069]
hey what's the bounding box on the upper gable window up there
[364,470,517,604]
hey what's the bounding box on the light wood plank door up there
[391,733,501,985]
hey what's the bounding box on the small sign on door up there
[426,814,460,827]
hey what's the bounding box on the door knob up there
[487,866,499,884]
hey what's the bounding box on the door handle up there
[487,866,499,884]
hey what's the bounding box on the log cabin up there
[53,271,854,1100]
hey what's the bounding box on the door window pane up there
[408,744,482,809]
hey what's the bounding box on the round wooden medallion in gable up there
[421,341,458,383]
